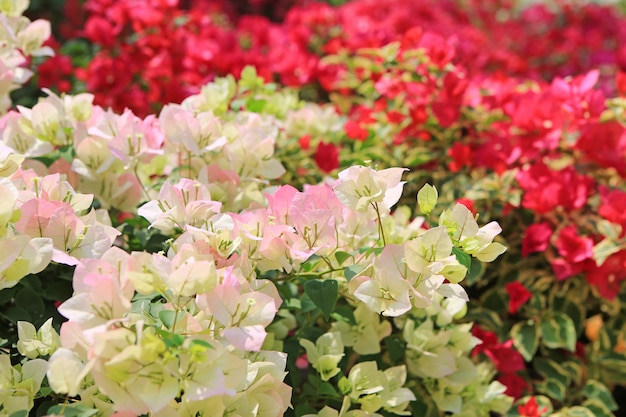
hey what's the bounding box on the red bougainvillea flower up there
[298,134,311,150]
[521,222,554,257]
[505,282,533,314]
[472,326,525,374]
[555,225,594,264]
[447,142,472,172]
[518,396,547,417]
[599,187,626,234]
[498,373,530,400]
[516,162,594,214]
[616,71,626,96]
[585,251,626,300]
[455,198,476,215]
[37,53,74,93]
[314,141,339,173]
[576,121,626,177]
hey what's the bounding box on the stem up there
[133,163,151,202]
[373,202,387,246]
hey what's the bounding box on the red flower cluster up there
[518,396,548,417]
[472,326,528,399]
[40,0,626,116]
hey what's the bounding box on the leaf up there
[246,98,267,113]
[344,264,364,281]
[46,404,98,417]
[334,251,351,266]
[536,377,566,402]
[417,183,438,215]
[316,381,340,398]
[384,336,407,363]
[303,279,339,321]
[15,287,44,320]
[464,256,483,286]
[533,357,571,388]
[541,312,576,352]
[511,320,539,361]
[582,400,616,417]
[159,310,177,329]
[563,406,597,417]
[331,305,356,325]
[593,239,621,266]
[452,247,471,271]
[581,380,618,411]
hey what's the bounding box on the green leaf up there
[15,287,44,320]
[344,265,364,281]
[563,406,597,417]
[452,247,471,271]
[300,293,318,314]
[384,336,407,363]
[46,404,98,417]
[9,411,28,417]
[581,400,615,417]
[316,381,340,398]
[464,256,483,285]
[334,251,351,266]
[246,98,267,113]
[581,380,618,411]
[541,312,576,352]
[331,305,356,325]
[303,279,339,321]
[593,238,620,266]
[536,377,566,402]
[511,320,539,361]
[417,183,438,215]
[159,310,177,329]
[561,360,583,385]
[533,357,571,388]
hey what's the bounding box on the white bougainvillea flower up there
[46,348,86,397]
[17,318,60,359]
[0,354,47,415]
[439,203,507,262]
[331,303,392,355]
[333,166,407,216]
[300,332,344,381]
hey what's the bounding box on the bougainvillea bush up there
[3,0,626,416]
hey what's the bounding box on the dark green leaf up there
[452,247,471,271]
[384,336,407,363]
[511,320,539,361]
[582,400,615,417]
[536,377,566,402]
[303,279,339,320]
[581,380,618,411]
[541,312,576,352]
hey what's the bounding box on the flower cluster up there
[3,0,626,416]
[36,0,626,116]
[0,0,52,113]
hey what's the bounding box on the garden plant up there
[1,0,626,416]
